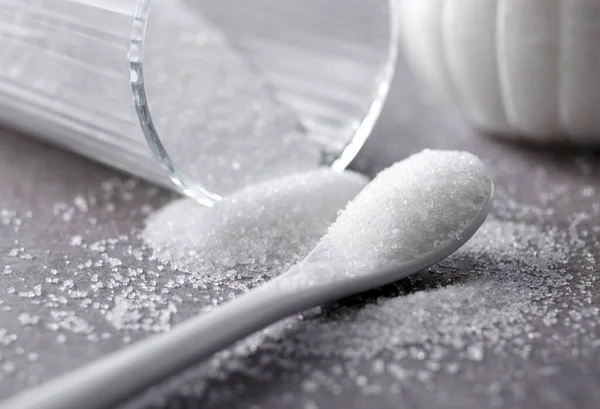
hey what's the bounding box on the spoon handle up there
[0,281,307,409]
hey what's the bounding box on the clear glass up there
[0,0,398,205]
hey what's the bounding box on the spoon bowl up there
[262,171,493,309]
[271,178,493,301]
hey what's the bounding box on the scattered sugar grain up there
[17,313,40,327]
[1,362,16,375]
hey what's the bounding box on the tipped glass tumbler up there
[0,0,398,205]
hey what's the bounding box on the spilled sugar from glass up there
[144,150,491,289]
[1,139,599,408]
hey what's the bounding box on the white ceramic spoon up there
[0,149,493,409]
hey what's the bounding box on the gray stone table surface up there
[1,53,600,409]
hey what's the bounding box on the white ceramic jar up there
[397,0,600,143]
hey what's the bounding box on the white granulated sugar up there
[48,311,94,336]
[17,314,39,327]
[312,150,492,271]
[106,293,178,333]
[142,169,368,286]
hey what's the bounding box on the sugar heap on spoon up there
[311,148,493,271]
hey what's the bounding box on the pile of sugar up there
[142,169,368,288]
[311,150,492,271]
